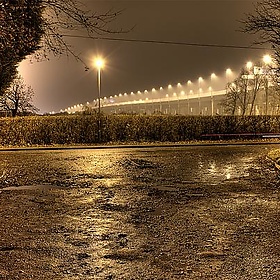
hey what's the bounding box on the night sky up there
[19,0,269,113]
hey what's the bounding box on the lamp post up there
[209,86,213,116]
[226,68,232,83]
[210,73,217,116]
[263,54,272,115]
[198,77,203,115]
[94,57,104,142]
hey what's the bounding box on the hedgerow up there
[0,114,279,146]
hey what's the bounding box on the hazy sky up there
[19,0,268,113]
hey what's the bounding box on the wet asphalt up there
[0,144,279,279]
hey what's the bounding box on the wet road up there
[0,145,279,279]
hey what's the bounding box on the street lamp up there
[226,68,232,83]
[263,54,272,65]
[263,54,272,115]
[94,57,105,142]
[246,61,253,71]
[209,86,213,116]
[198,77,203,115]
[210,73,217,116]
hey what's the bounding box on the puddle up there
[1,184,63,191]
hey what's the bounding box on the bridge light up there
[226,68,232,75]
[263,54,272,65]
[246,61,253,70]
[211,73,217,80]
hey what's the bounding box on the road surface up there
[0,145,279,279]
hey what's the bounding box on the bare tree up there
[0,75,38,117]
[223,82,240,115]
[223,68,264,115]
[242,0,280,80]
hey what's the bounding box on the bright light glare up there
[263,54,272,65]
[211,73,217,79]
[94,58,105,69]
[226,68,232,75]
[246,61,253,70]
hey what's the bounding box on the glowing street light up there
[211,73,217,80]
[95,58,104,69]
[246,61,253,71]
[198,77,203,84]
[226,68,232,77]
[210,74,217,116]
[198,77,203,115]
[226,68,232,83]
[263,54,272,65]
[94,57,105,142]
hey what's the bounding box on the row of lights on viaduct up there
[59,54,273,114]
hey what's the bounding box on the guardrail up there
[201,133,280,140]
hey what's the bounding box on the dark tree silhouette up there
[223,68,264,116]
[0,0,122,95]
[0,0,43,95]
[0,75,38,117]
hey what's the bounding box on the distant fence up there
[0,114,280,146]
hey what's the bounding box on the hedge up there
[0,114,279,146]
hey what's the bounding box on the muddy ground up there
[0,145,279,279]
